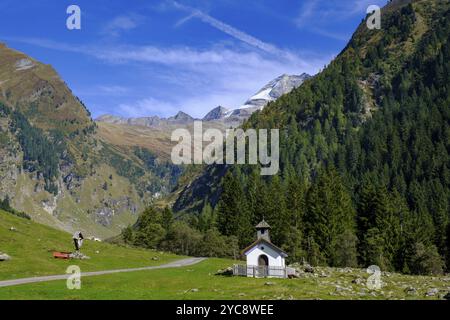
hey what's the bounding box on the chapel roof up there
[241,238,288,258]
[255,219,271,229]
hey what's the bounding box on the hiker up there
[73,231,84,252]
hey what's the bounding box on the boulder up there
[335,285,345,292]
[425,288,439,297]
[69,252,90,260]
[264,282,276,286]
[304,264,315,273]
[404,286,417,295]
[216,267,233,276]
[443,292,450,300]
[352,278,365,285]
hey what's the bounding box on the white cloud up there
[0,36,86,53]
[171,1,294,61]
[73,85,130,98]
[97,85,130,94]
[117,91,245,119]
[101,14,144,37]
[295,0,319,28]
[90,44,328,118]
[92,44,320,74]
[2,37,329,119]
[118,97,180,118]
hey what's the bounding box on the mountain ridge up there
[96,73,311,128]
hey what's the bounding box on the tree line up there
[121,206,239,258]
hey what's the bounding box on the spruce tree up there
[305,167,357,267]
[217,170,253,246]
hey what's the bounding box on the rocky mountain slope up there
[0,43,181,238]
[202,106,230,121]
[96,111,195,128]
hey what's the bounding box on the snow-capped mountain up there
[96,73,310,128]
[228,73,311,119]
[198,73,311,123]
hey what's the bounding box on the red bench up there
[52,251,71,259]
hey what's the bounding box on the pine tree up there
[197,202,216,232]
[121,225,134,244]
[217,170,253,246]
[305,167,357,267]
[162,206,174,232]
[266,175,289,246]
[357,183,403,270]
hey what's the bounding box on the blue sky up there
[0,0,387,118]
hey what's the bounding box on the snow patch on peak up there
[228,73,311,117]
[249,87,273,102]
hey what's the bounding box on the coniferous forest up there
[215,3,450,274]
[127,2,450,276]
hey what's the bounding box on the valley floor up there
[0,258,449,300]
[1,210,449,300]
[0,257,205,288]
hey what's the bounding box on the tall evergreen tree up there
[217,171,253,246]
[305,168,357,266]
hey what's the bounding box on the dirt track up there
[0,257,206,288]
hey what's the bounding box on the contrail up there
[172,1,289,59]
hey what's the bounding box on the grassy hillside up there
[0,43,92,134]
[96,122,175,161]
[0,258,448,300]
[0,209,181,281]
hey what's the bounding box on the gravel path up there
[0,257,206,288]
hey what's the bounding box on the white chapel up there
[240,220,289,277]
